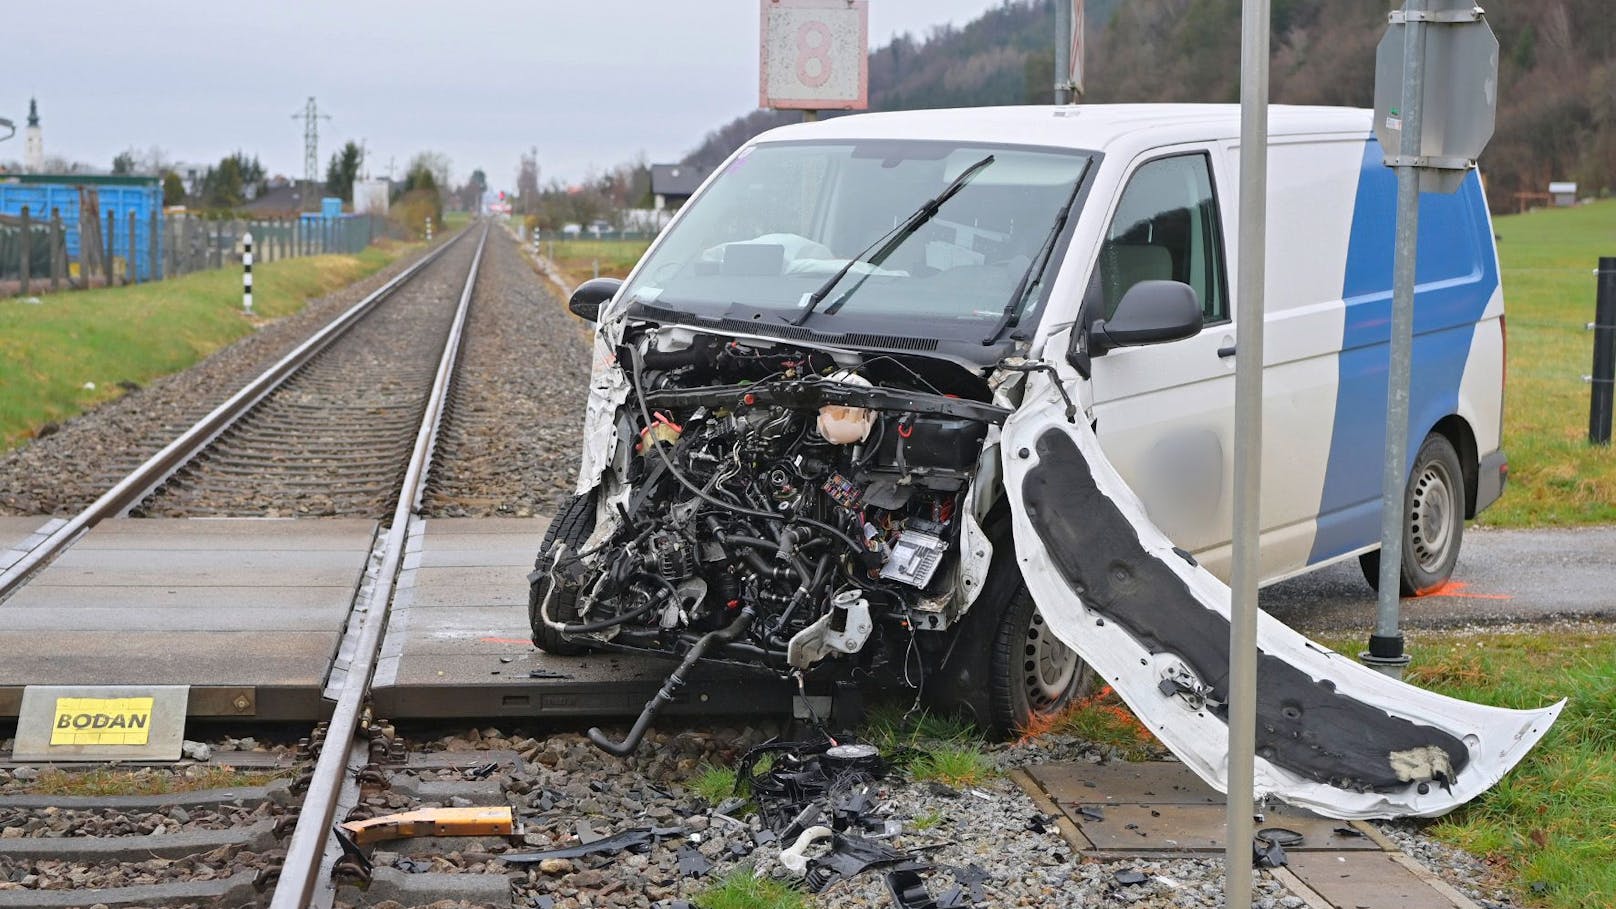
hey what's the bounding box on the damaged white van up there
[532,105,1556,817]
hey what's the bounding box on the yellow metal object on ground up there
[340,805,515,845]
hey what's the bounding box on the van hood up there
[1001,373,1560,819]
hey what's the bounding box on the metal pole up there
[1591,257,1616,445]
[1367,0,1426,678]
[1054,0,1071,104]
[242,230,253,314]
[128,211,138,284]
[18,206,31,296]
[105,209,117,287]
[49,209,62,293]
[1226,2,1269,907]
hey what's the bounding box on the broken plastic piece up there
[780,825,834,876]
[676,844,713,877]
[1257,827,1304,848]
[1113,869,1148,886]
[339,806,515,845]
[1253,833,1289,868]
[502,826,684,863]
[805,833,911,891]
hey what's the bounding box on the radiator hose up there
[587,606,758,756]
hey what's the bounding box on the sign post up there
[760,0,868,120]
[1367,1,1498,677]
[1226,2,1270,906]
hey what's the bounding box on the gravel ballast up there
[0,238,449,516]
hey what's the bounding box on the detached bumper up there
[1473,450,1508,516]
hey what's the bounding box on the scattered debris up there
[502,826,684,863]
[676,844,713,878]
[1333,825,1366,838]
[1252,830,1292,868]
[885,867,967,909]
[1113,869,1149,886]
[340,806,516,845]
[180,740,212,761]
[1077,805,1105,822]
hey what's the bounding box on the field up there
[542,238,651,286]
[1483,199,1616,526]
[0,242,413,450]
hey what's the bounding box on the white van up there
[532,105,1543,816]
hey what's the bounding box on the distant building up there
[23,98,43,173]
[1549,182,1578,207]
[650,163,710,211]
[353,179,390,216]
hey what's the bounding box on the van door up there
[1080,149,1238,575]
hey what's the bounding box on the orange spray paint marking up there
[1415,580,1513,601]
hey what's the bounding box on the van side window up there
[1093,154,1227,324]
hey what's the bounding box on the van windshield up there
[618,140,1092,343]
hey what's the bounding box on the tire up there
[1359,432,1466,596]
[529,493,597,656]
[989,582,1096,735]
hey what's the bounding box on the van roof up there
[751,104,1373,153]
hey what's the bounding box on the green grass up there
[910,807,945,831]
[1483,199,1616,527]
[0,242,414,450]
[862,704,980,753]
[545,238,651,285]
[909,744,995,788]
[691,867,806,909]
[1312,630,1616,908]
[690,764,741,804]
[1038,687,1162,761]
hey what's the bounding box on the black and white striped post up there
[242,231,254,314]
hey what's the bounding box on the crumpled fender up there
[1001,378,1561,819]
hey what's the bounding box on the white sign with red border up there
[759,0,869,111]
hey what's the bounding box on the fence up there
[0,211,396,297]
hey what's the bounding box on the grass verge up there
[692,867,806,909]
[1483,199,1616,526]
[21,766,286,797]
[0,241,414,450]
[1017,685,1162,761]
[690,764,741,805]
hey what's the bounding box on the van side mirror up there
[1087,280,1202,356]
[568,277,623,322]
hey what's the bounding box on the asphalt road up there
[1261,525,1616,633]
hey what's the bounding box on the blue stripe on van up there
[1307,139,1498,566]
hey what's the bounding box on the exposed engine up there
[531,328,1009,753]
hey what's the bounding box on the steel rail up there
[269,223,489,908]
[0,229,470,602]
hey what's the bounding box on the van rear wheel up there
[1359,432,1466,596]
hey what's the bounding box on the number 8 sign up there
[760,0,869,110]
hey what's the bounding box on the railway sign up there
[13,685,188,761]
[760,0,868,111]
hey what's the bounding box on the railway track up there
[0,223,534,908]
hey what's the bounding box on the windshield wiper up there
[981,162,1089,345]
[792,154,995,327]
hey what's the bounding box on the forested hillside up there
[682,0,1615,211]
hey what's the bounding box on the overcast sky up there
[8,0,1009,190]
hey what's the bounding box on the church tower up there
[23,98,43,173]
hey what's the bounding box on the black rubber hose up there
[588,607,758,756]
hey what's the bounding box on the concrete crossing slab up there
[0,518,377,721]
[1017,761,1475,908]
[372,517,791,720]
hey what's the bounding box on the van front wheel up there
[1359,432,1466,596]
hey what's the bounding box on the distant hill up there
[683,0,1615,210]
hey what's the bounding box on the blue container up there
[320,196,343,219]
[0,175,164,280]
